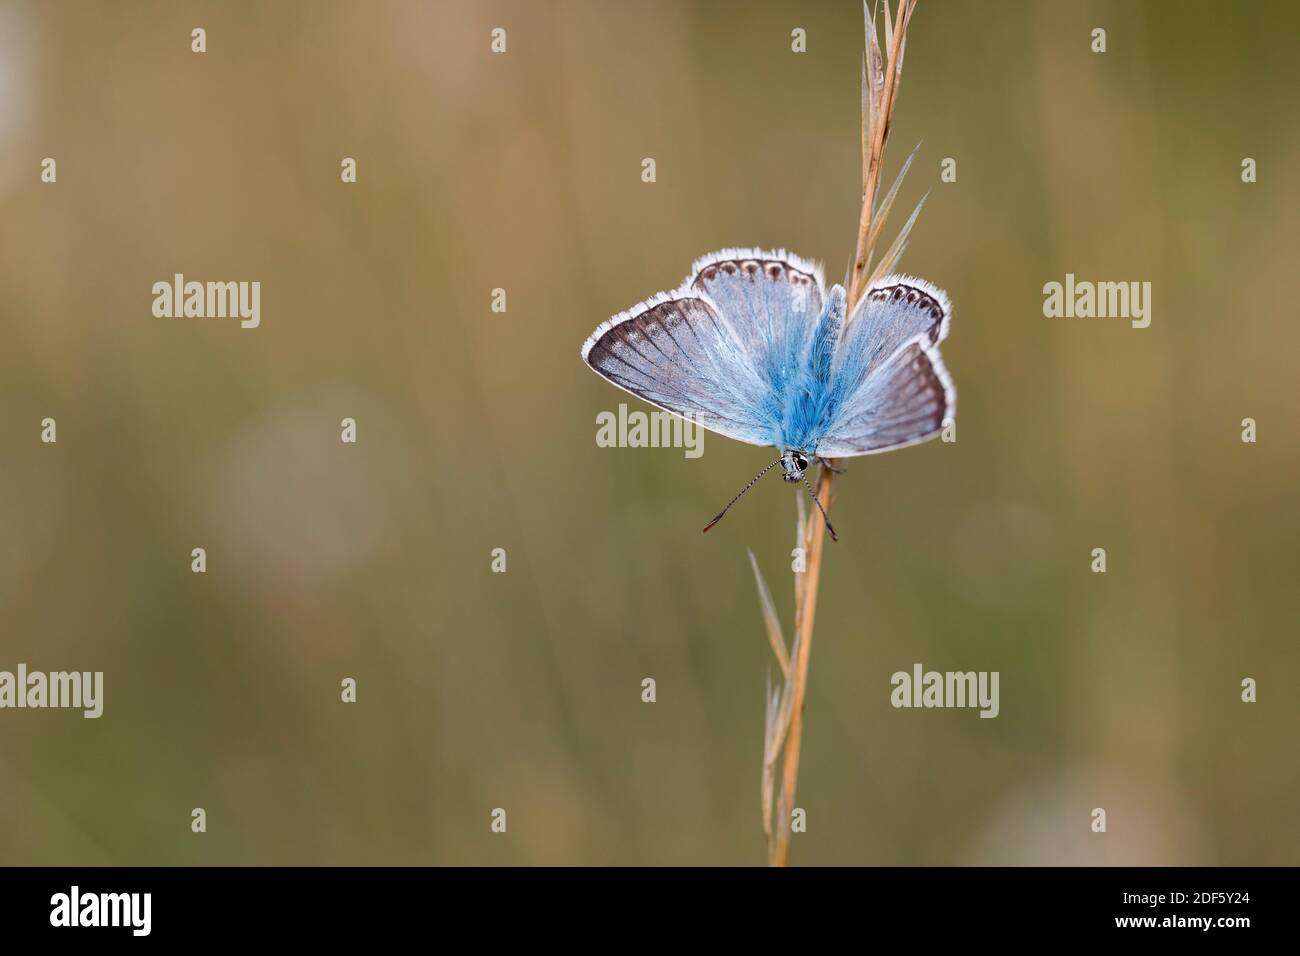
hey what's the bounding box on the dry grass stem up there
[748,549,790,677]
[759,0,919,867]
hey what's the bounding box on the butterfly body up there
[776,287,845,455]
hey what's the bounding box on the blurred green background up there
[1,0,1297,865]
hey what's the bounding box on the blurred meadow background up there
[1,0,1298,865]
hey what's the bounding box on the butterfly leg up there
[817,457,847,475]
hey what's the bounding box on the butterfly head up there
[780,450,810,483]
[701,449,836,541]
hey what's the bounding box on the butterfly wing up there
[581,249,827,448]
[814,276,955,456]
[687,248,825,397]
[581,292,780,446]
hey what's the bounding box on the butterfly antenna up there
[800,473,838,542]
[703,459,783,534]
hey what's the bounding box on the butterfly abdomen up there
[779,374,831,452]
[779,285,845,452]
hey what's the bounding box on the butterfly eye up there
[793,452,809,471]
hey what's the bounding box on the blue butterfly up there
[581,248,955,539]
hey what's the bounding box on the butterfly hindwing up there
[836,276,950,382]
[689,249,825,398]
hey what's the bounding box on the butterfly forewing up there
[815,338,953,455]
[582,293,777,447]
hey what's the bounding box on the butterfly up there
[580,248,954,540]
